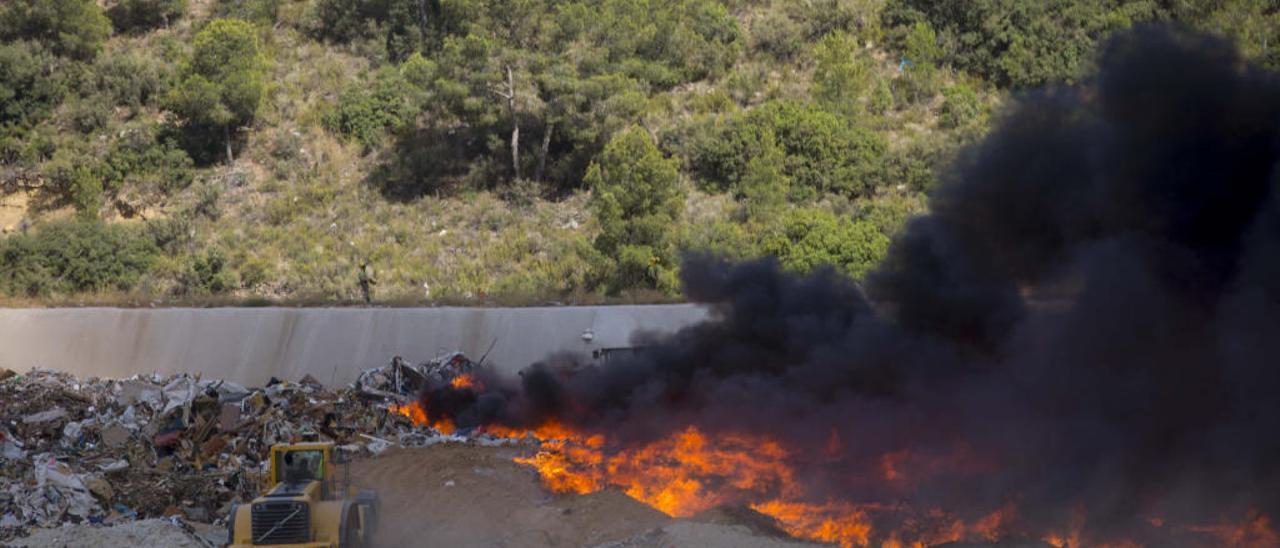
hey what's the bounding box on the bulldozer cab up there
[273,446,327,483]
[230,442,378,547]
[267,443,340,499]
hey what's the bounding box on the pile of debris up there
[0,353,482,543]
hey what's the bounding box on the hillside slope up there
[0,0,1273,305]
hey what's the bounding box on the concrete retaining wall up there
[0,305,709,386]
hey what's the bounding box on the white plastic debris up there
[21,408,67,425]
[113,380,163,408]
[1,432,25,460]
[97,459,129,474]
[161,377,199,415]
[33,459,99,520]
[358,434,395,455]
[61,421,85,446]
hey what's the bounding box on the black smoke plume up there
[423,27,1280,545]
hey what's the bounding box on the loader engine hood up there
[251,498,311,545]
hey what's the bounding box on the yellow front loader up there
[228,442,379,547]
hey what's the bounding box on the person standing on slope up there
[358,261,376,304]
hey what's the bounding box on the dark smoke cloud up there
[424,26,1280,544]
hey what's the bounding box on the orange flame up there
[388,400,1277,547]
[450,374,478,390]
[1188,511,1279,548]
[390,400,455,434]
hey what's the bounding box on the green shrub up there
[750,10,806,61]
[238,255,273,289]
[0,41,65,137]
[213,0,280,24]
[0,0,111,61]
[683,218,758,261]
[687,100,887,199]
[902,21,942,64]
[68,169,104,218]
[588,127,685,293]
[98,124,195,196]
[886,0,1161,87]
[812,31,874,118]
[178,249,236,294]
[855,193,925,238]
[556,0,743,86]
[737,130,788,219]
[894,60,941,105]
[760,208,889,279]
[324,66,425,149]
[0,221,158,296]
[42,148,93,195]
[939,84,979,129]
[145,216,193,253]
[107,0,186,33]
[69,96,111,134]
[880,134,962,193]
[793,0,884,43]
[312,0,451,60]
[868,77,894,114]
[1176,0,1280,70]
[91,50,173,109]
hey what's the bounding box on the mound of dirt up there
[691,505,797,539]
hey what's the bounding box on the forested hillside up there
[0,0,1275,304]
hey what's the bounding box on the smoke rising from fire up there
[423,27,1280,545]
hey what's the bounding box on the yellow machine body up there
[228,442,377,548]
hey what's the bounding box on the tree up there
[169,19,267,164]
[761,208,890,280]
[1175,0,1280,70]
[812,31,873,118]
[886,0,1161,87]
[688,101,888,199]
[420,33,537,184]
[107,0,187,33]
[587,127,685,292]
[325,63,428,149]
[737,130,789,220]
[313,0,454,60]
[896,21,943,103]
[0,42,64,137]
[0,0,111,61]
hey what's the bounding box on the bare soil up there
[350,445,817,548]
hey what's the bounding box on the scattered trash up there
[0,353,498,544]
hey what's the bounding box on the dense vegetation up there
[0,0,1274,303]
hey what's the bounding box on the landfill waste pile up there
[0,353,493,544]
